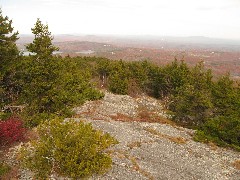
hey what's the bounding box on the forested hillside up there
[0,10,240,179]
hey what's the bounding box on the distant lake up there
[22,51,36,56]
[22,51,62,56]
[76,50,95,54]
[53,51,63,55]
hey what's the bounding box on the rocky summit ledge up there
[5,92,240,179]
[74,92,240,180]
[86,119,239,180]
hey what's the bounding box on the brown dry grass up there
[127,141,142,149]
[168,136,187,144]
[127,140,154,150]
[72,100,102,118]
[109,110,176,128]
[129,156,154,180]
[109,113,135,122]
[129,156,140,171]
[108,149,154,179]
[154,116,176,126]
[24,128,38,141]
[0,166,19,180]
[232,160,240,170]
[137,108,176,126]
[144,127,187,144]
[138,110,152,121]
[207,142,218,151]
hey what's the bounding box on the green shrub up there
[211,74,240,116]
[194,115,240,151]
[21,112,59,127]
[170,83,213,127]
[20,118,118,179]
[0,161,10,177]
[0,112,11,121]
[109,73,128,95]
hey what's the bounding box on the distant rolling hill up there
[17,34,240,79]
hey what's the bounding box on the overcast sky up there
[1,0,240,39]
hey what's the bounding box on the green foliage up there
[0,161,10,177]
[192,74,240,149]
[108,60,130,95]
[0,112,11,120]
[20,118,118,179]
[0,9,19,71]
[129,60,158,96]
[169,62,213,126]
[19,56,103,125]
[18,21,103,125]
[170,83,213,126]
[97,58,112,78]
[26,18,59,59]
[109,73,129,94]
[21,112,59,128]
[211,74,240,116]
[194,115,240,151]
[160,59,190,97]
[95,59,157,95]
[128,61,150,88]
[92,58,239,149]
[0,9,20,108]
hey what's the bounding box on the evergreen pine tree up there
[21,19,102,126]
[0,9,19,107]
[26,18,59,59]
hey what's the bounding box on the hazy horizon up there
[2,0,240,40]
[17,33,240,44]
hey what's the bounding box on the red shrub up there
[0,117,26,145]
